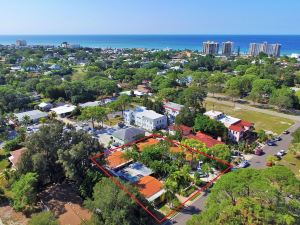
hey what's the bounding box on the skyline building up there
[248,42,281,57]
[202,41,219,55]
[222,41,234,56]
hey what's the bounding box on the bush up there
[3,138,21,153]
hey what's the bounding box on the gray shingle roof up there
[112,127,145,141]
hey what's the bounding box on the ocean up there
[0,35,300,55]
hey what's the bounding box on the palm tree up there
[39,117,47,127]
[22,115,31,126]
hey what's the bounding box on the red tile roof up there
[229,120,253,132]
[136,176,162,198]
[169,124,192,135]
[229,124,244,132]
[187,132,224,148]
[136,138,159,151]
[106,151,131,169]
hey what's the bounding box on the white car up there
[276,150,286,157]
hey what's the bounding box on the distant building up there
[202,41,219,55]
[187,132,224,148]
[248,42,281,57]
[222,41,234,56]
[163,101,184,123]
[16,40,27,47]
[38,102,53,111]
[124,107,167,131]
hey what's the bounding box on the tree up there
[187,167,300,225]
[178,86,207,112]
[109,94,131,116]
[175,106,197,127]
[256,129,268,142]
[193,114,228,141]
[28,212,59,225]
[249,79,275,103]
[224,77,242,101]
[269,87,296,110]
[12,172,38,211]
[207,144,231,170]
[85,177,155,225]
[181,138,208,165]
[289,143,300,159]
[22,115,31,126]
[207,72,227,96]
[79,106,108,128]
[157,87,178,101]
[292,128,300,143]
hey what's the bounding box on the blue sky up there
[0,0,299,34]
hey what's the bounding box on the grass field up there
[279,153,300,180]
[205,101,294,135]
[72,66,87,81]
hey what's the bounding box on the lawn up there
[205,100,294,135]
[279,153,300,180]
[71,66,87,81]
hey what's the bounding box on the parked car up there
[266,140,276,146]
[255,148,263,156]
[238,160,249,168]
[283,130,290,135]
[276,149,286,157]
[274,137,282,141]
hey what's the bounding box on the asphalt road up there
[163,121,300,225]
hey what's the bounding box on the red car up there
[255,148,263,156]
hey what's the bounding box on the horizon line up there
[1,33,300,36]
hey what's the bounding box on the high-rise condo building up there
[222,41,234,56]
[248,42,281,57]
[202,41,219,55]
[16,40,27,47]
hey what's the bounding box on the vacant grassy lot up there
[279,153,300,180]
[72,66,87,81]
[205,101,294,135]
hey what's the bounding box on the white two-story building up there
[204,110,254,142]
[124,107,167,131]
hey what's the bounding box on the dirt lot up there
[38,182,91,225]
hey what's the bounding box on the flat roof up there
[14,110,48,122]
[204,110,223,118]
[51,104,76,115]
[123,162,153,177]
[139,110,166,120]
[218,115,240,126]
[79,101,101,108]
[164,102,184,111]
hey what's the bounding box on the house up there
[111,127,145,145]
[50,104,76,117]
[136,138,159,151]
[9,148,25,168]
[168,124,192,136]
[48,64,61,70]
[14,110,48,124]
[136,176,165,203]
[163,101,184,123]
[38,102,53,111]
[187,132,224,148]
[204,110,254,142]
[125,107,167,131]
[105,151,133,171]
[79,101,101,108]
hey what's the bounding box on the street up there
[163,121,300,225]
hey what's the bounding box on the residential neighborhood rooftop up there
[105,151,132,170]
[136,176,163,200]
[14,110,48,122]
[50,104,76,115]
